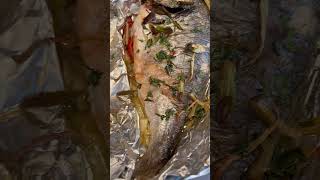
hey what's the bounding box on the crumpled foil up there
[110,0,210,179]
[0,0,106,179]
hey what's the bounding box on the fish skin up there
[122,1,209,179]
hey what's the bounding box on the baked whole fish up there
[121,0,210,179]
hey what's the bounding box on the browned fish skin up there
[122,4,188,179]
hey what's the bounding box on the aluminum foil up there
[0,0,105,179]
[110,0,210,179]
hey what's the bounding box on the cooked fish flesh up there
[121,0,210,178]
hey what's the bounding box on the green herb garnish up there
[156,25,173,35]
[145,39,153,49]
[194,105,206,120]
[156,113,166,120]
[165,17,171,25]
[170,86,179,96]
[154,50,175,75]
[159,34,171,49]
[177,73,185,81]
[165,62,174,75]
[165,108,176,119]
[191,27,203,33]
[177,74,185,93]
[155,50,169,62]
[171,19,183,30]
[153,35,160,45]
[144,91,153,101]
[149,77,163,87]
[150,25,173,35]
[155,50,174,61]
[156,108,176,121]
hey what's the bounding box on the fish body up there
[122,1,209,179]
